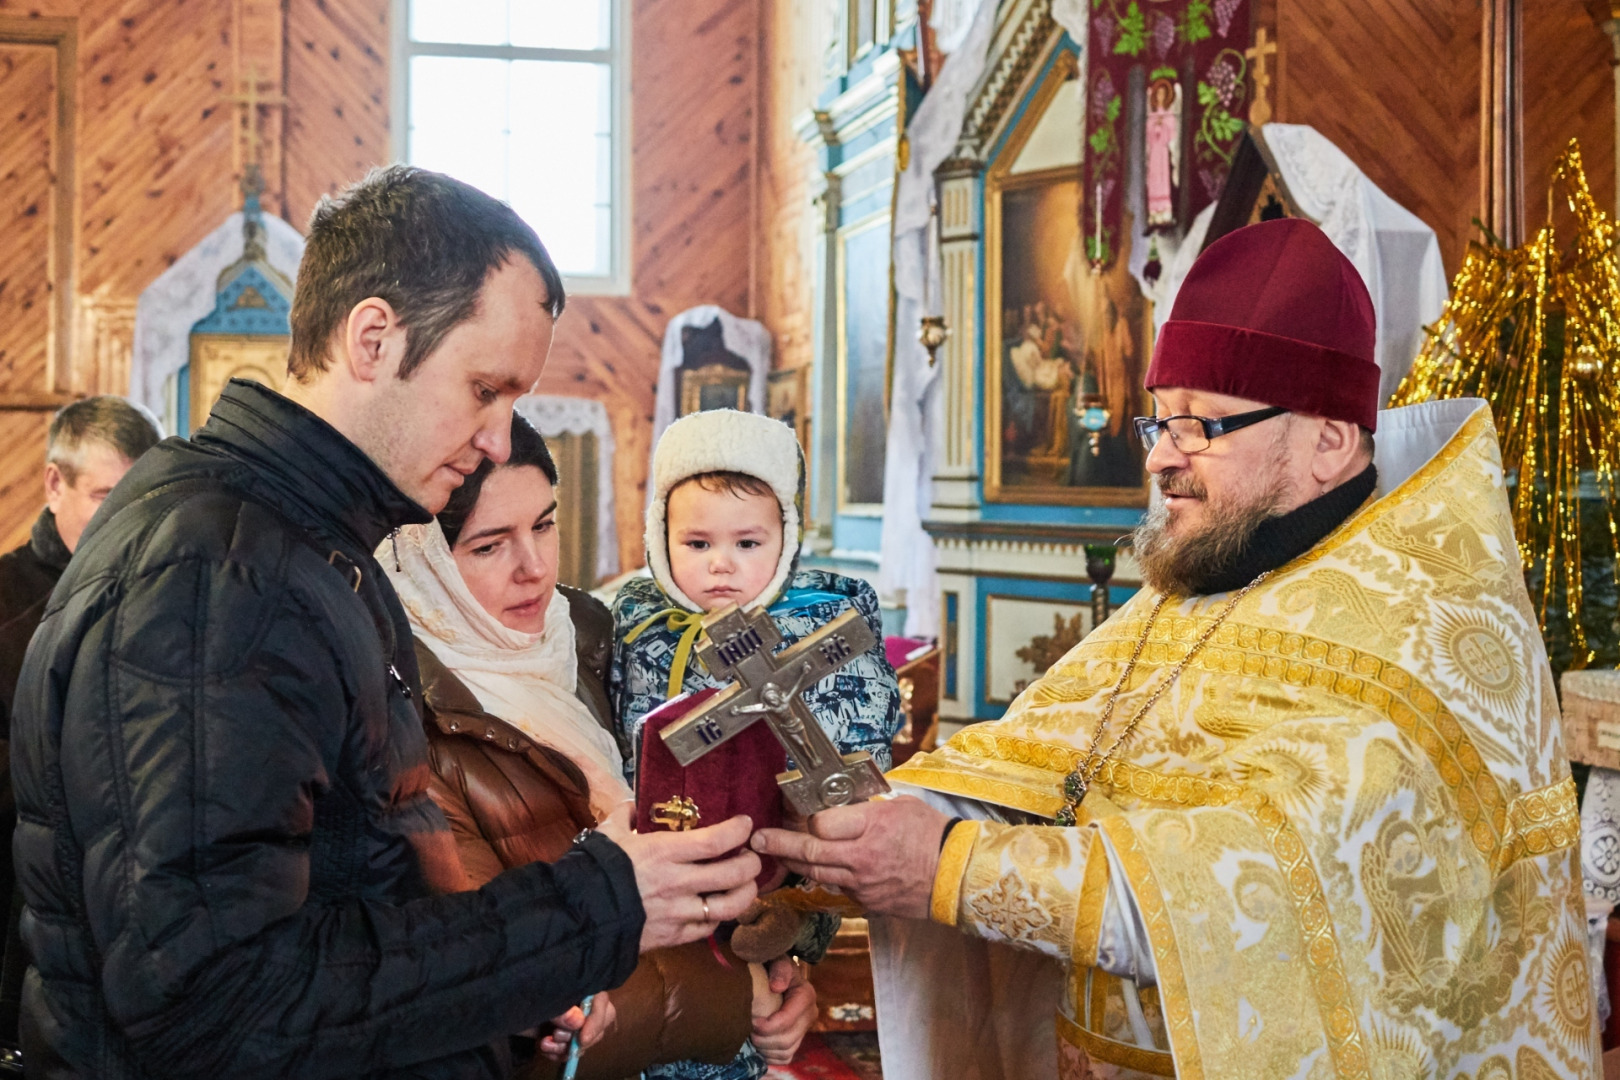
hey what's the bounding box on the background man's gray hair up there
[46,397,164,484]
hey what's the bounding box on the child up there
[611,408,900,785]
[609,409,901,1080]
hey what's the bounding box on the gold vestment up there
[890,401,1596,1079]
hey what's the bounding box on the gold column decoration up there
[1390,140,1619,670]
[73,287,137,396]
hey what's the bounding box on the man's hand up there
[596,803,760,951]
[750,957,816,1065]
[535,991,615,1061]
[750,796,949,920]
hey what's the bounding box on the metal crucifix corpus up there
[659,603,891,815]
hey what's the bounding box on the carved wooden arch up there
[953,0,1065,163]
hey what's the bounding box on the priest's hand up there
[750,796,950,920]
[596,803,760,951]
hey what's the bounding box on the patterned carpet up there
[765,1032,882,1080]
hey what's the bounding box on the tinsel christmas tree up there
[1391,139,1620,673]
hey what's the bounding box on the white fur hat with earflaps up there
[644,408,804,613]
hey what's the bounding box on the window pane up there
[510,0,610,50]
[410,0,506,45]
[508,61,611,276]
[408,56,509,202]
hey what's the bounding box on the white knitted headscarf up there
[644,409,804,612]
[382,521,631,818]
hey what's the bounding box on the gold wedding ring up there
[701,896,711,922]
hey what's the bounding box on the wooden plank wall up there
[0,0,389,554]
[1274,0,1614,276]
[758,0,824,379]
[1522,0,1616,236]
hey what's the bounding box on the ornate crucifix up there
[659,604,891,815]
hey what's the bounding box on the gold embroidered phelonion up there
[1053,572,1269,826]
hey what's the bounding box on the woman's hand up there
[749,956,817,1066]
[596,803,760,951]
[536,991,616,1062]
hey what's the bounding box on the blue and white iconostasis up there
[803,7,1142,724]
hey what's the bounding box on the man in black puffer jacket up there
[10,167,759,1080]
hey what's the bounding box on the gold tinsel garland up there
[1391,139,1620,668]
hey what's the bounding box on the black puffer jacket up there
[11,380,644,1080]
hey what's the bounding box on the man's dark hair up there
[437,412,558,547]
[288,166,566,382]
[47,396,164,484]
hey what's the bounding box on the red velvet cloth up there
[1145,218,1381,430]
[635,687,785,889]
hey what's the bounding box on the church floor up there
[766,1032,882,1079]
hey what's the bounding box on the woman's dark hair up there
[437,412,558,547]
[288,165,566,382]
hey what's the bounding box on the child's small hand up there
[751,956,816,1065]
[536,991,615,1061]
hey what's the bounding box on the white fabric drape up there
[383,521,632,818]
[1144,124,1449,404]
[649,306,772,503]
[877,0,1005,638]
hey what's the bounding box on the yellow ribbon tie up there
[626,607,707,699]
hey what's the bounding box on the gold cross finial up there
[1246,28,1279,127]
[223,64,287,170]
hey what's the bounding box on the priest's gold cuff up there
[930,819,980,926]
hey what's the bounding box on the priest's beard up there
[1133,448,1293,597]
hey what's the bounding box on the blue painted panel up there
[977,503,1144,528]
[833,513,883,555]
[969,571,1139,719]
[841,115,898,162]
[943,591,959,699]
[191,265,292,336]
[176,364,191,439]
[840,187,895,227]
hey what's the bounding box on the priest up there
[753,218,1598,1079]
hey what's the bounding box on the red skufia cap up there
[1145,218,1380,431]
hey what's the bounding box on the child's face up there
[667,479,785,612]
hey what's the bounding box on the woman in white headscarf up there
[383,415,813,1079]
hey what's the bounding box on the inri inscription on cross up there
[659,603,891,815]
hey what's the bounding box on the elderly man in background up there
[0,397,162,729]
[0,397,162,1065]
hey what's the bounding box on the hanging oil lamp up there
[1074,366,1111,456]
